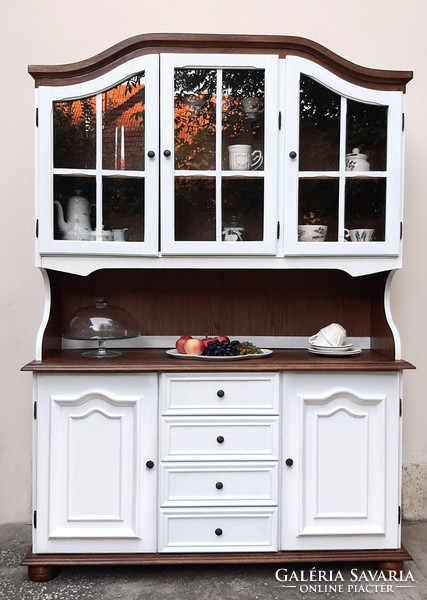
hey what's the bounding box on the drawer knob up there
[285,458,294,467]
[215,528,223,536]
[216,435,225,444]
[215,481,224,489]
[146,460,155,469]
[289,151,297,159]
[217,389,225,398]
[147,150,155,158]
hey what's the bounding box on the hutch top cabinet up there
[30,34,413,276]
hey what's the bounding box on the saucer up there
[308,347,362,356]
[310,341,353,350]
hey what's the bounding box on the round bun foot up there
[28,565,56,582]
[376,560,404,576]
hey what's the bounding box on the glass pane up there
[298,179,339,241]
[222,179,264,241]
[299,75,340,171]
[102,178,144,241]
[222,69,265,171]
[102,73,146,171]
[53,97,96,169]
[175,177,215,240]
[346,100,388,171]
[53,175,96,240]
[174,69,217,170]
[345,178,386,241]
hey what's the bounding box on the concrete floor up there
[0,522,426,599]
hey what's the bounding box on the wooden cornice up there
[28,33,413,91]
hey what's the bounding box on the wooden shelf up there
[22,348,415,373]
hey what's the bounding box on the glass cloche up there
[64,298,139,358]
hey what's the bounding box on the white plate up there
[166,348,273,360]
[310,342,353,349]
[308,347,362,356]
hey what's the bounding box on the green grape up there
[235,341,262,355]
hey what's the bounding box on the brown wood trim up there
[28,33,413,91]
[21,349,415,373]
[22,546,412,582]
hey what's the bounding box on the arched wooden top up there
[28,33,413,91]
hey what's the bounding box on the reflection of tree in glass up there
[53,96,96,169]
[346,101,387,171]
[299,75,340,171]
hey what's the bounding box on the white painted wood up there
[160,373,280,415]
[37,55,159,257]
[281,372,401,550]
[159,53,279,255]
[34,374,158,553]
[283,56,404,257]
[160,416,279,462]
[159,507,278,552]
[160,461,278,507]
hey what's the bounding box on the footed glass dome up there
[64,298,139,357]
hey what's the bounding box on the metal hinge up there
[402,113,405,131]
[35,219,39,239]
[400,222,403,240]
[278,111,282,130]
[33,401,37,420]
[33,510,37,529]
[400,398,402,417]
[277,221,280,239]
[36,108,39,127]
[398,505,401,524]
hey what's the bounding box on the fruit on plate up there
[205,339,238,356]
[176,335,192,354]
[202,336,217,349]
[235,341,263,355]
[183,338,205,355]
[215,335,230,343]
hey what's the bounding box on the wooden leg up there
[376,560,405,576]
[28,565,57,582]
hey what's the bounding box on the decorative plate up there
[166,349,273,360]
[308,347,362,356]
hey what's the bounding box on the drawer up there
[161,373,279,415]
[159,507,278,552]
[160,416,279,461]
[160,461,278,506]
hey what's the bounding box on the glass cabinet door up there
[160,54,278,254]
[283,57,404,256]
[37,55,159,255]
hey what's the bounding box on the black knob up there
[289,151,297,159]
[215,528,223,536]
[147,150,155,158]
[285,458,294,467]
[163,149,172,157]
[146,460,155,469]
[217,435,224,444]
[217,390,225,398]
[215,481,224,489]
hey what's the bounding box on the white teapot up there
[54,190,93,240]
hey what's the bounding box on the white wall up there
[1,0,426,523]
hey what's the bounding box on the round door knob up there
[215,481,224,489]
[285,458,294,467]
[163,149,172,157]
[289,151,297,159]
[215,528,223,536]
[216,435,224,444]
[217,390,225,398]
[146,460,155,469]
[147,150,155,158]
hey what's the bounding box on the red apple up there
[202,336,216,349]
[184,338,205,355]
[176,335,192,354]
[216,335,230,343]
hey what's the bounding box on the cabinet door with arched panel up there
[283,57,404,256]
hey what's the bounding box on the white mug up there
[228,145,263,170]
[309,323,347,347]
[298,225,327,242]
[344,228,375,242]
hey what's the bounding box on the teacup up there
[298,225,327,242]
[228,145,263,170]
[309,323,347,347]
[344,228,375,242]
